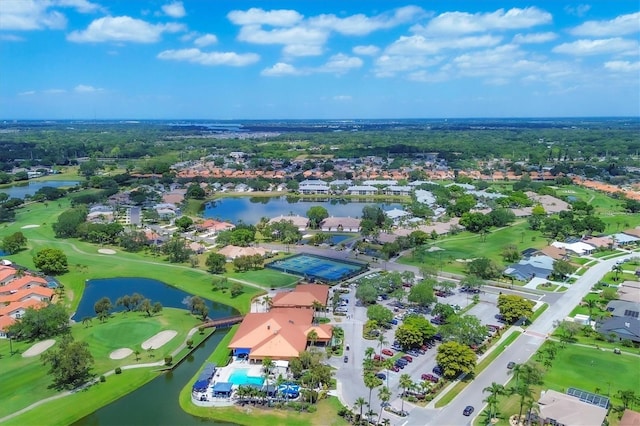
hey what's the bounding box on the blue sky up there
[1,1,639,119]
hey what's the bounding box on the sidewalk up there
[426,326,523,409]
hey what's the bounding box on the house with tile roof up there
[320,216,361,232]
[271,284,329,310]
[0,266,55,337]
[228,306,332,362]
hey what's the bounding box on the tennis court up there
[267,254,366,283]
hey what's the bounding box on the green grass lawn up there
[489,342,640,426]
[0,308,200,419]
[398,220,547,275]
[227,268,301,289]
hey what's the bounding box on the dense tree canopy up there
[436,341,477,379]
[1,231,27,254]
[7,303,69,341]
[497,294,534,324]
[33,248,68,275]
[41,335,94,390]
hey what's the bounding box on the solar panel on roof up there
[567,387,610,409]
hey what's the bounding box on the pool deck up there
[191,359,274,407]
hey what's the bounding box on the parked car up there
[421,373,439,383]
[391,365,400,372]
[432,365,444,376]
[407,349,420,357]
[507,361,516,369]
[402,355,413,362]
[391,344,403,351]
[344,356,349,363]
[381,349,394,356]
[376,373,386,380]
[373,354,384,361]
[463,406,474,416]
[396,358,408,366]
[394,361,406,369]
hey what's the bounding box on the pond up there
[71,277,237,321]
[203,196,402,224]
[73,329,237,426]
[0,180,81,199]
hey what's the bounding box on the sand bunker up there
[142,330,177,350]
[22,339,55,357]
[98,248,116,254]
[21,224,40,229]
[110,348,133,360]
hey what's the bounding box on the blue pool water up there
[228,369,264,387]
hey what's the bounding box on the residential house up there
[605,300,640,318]
[384,185,412,196]
[384,208,411,223]
[346,185,378,196]
[612,233,639,246]
[268,215,309,231]
[620,409,640,426]
[617,281,640,303]
[299,183,330,195]
[504,255,555,281]
[414,189,436,206]
[537,389,608,426]
[320,217,361,232]
[526,192,570,214]
[196,219,235,234]
[597,316,640,343]
[217,245,268,260]
[552,241,595,256]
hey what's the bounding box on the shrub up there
[164,355,173,366]
[115,367,122,374]
[186,339,194,348]
[100,375,106,383]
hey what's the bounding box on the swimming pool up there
[228,369,264,387]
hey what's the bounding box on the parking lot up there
[332,279,507,414]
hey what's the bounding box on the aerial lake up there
[203,196,402,224]
[71,277,237,321]
[0,180,81,199]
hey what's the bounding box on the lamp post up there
[8,332,13,356]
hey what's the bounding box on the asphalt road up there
[320,245,636,426]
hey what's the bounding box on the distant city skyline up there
[1,1,639,119]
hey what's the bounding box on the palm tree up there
[508,362,523,388]
[377,334,388,356]
[262,295,273,312]
[362,358,375,373]
[312,300,325,318]
[513,383,534,423]
[363,372,381,409]
[584,298,598,322]
[483,382,506,420]
[364,346,375,360]
[353,397,367,425]
[381,419,391,426]
[612,264,623,281]
[399,373,413,413]
[307,329,318,348]
[261,357,275,389]
[377,386,391,425]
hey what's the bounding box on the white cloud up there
[194,33,217,47]
[237,24,328,46]
[353,45,380,56]
[333,95,352,101]
[74,84,103,93]
[386,34,502,55]
[553,38,639,56]
[309,5,424,36]
[604,60,640,73]
[162,1,186,19]
[564,4,591,17]
[68,16,185,43]
[18,90,36,96]
[44,88,66,94]
[228,8,303,27]
[570,12,640,37]
[414,7,552,35]
[512,32,557,44]
[157,48,260,66]
[55,0,102,13]
[406,70,449,83]
[316,53,363,74]
[374,54,443,77]
[0,0,67,31]
[283,44,323,57]
[261,62,303,76]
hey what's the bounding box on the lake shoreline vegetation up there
[1,119,639,425]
